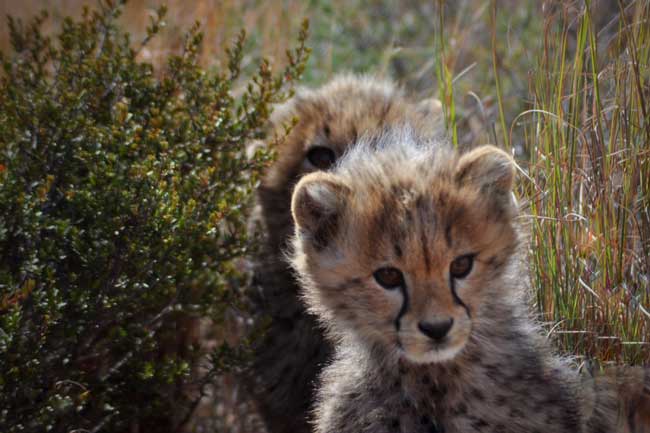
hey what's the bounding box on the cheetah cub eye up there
[449,254,475,279]
[373,267,405,290]
[306,146,336,170]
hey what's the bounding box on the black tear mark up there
[394,283,410,331]
[394,244,403,258]
[450,278,471,318]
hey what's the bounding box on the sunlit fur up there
[247,75,443,433]
[290,128,646,433]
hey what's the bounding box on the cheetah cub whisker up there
[289,127,634,433]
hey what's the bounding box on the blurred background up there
[0,0,627,153]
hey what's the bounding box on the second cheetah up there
[289,127,648,433]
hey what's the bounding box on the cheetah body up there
[289,129,627,433]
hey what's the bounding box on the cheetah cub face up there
[290,134,518,364]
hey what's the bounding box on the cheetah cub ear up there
[291,172,350,249]
[455,145,516,212]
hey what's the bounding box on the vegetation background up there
[1,0,648,431]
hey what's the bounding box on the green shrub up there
[0,1,309,431]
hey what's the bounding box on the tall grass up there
[517,1,650,364]
[423,0,649,366]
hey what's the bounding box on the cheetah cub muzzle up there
[289,127,638,433]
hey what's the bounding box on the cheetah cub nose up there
[418,318,454,341]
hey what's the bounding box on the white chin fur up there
[402,344,465,364]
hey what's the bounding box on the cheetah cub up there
[248,75,443,433]
[289,128,630,433]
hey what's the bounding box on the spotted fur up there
[289,128,647,433]
[248,75,443,433]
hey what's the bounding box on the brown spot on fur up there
[471,387,485,401]
[420,231,432,272]
[444,223,452,247]
[345,277,363,286]
[471,418,490,430]
[453,402,468,415]
[486,255,498,267]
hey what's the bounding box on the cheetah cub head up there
[290,132,519,364]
